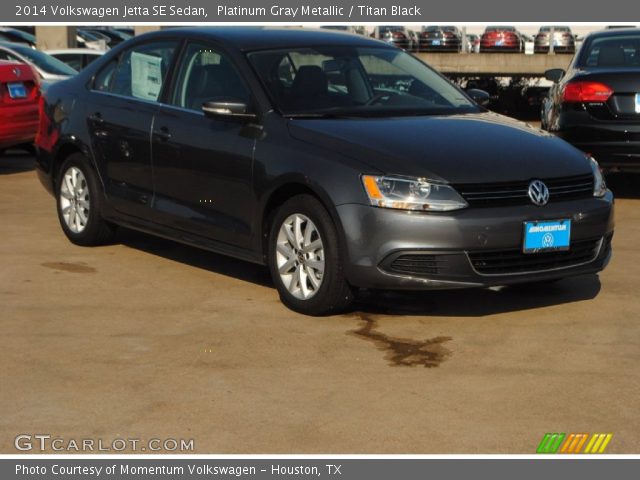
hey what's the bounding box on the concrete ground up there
[1,150,639,454]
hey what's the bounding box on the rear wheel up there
[268,194,353,316]
[56,153,116,246]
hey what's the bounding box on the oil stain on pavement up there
[350,313,452,368]
[41,262,96,274]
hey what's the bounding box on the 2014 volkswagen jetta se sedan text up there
[35,28,615,315]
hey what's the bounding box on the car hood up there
[287,112,591,184]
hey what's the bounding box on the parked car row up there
[339,25,588,54]
[0,26,133,51]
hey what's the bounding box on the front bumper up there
[336,192,614,290]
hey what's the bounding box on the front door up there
[151,42,258,249]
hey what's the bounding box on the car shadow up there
[117,228,601,317]
[0,150,35,174]
[604,172,640,199]
[116,228,273,288]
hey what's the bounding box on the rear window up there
[580,34,640,67]
[540,26,571,33]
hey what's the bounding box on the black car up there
[542,28,640,172]
[418,26,462,52]
[36,27,614,315]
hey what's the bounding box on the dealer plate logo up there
[542,233,554,247]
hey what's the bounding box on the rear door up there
[85,40,179,218]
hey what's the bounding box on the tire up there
[56,153,116,246]
[268,194,353,316]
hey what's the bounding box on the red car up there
[480,26,524,53]
[0,60,39,151]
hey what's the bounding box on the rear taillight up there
[392,32,406,39]
[562,81,613,103]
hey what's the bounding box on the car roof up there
[585,27,640,40]
[139,26,388,51]
[46,48,105,55]
[0,41,24,51]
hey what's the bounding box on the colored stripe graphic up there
[559,433,589,453]
[584,433,613,454]
[537,433,565,453]
[537,433,612,453]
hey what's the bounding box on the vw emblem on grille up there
[12,67,21,78]
[528,180,550,206]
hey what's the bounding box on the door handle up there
[154,127,172,142]
[88,113,104,125]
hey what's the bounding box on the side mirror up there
[466,88,491,107]
[202,100,256,120]
[545,68,565,83]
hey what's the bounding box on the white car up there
[0,42,77,82]
[46,49,105,71]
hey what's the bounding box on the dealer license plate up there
[523,219,571,253]
[7,82,26,99]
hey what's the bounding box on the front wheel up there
[268,194,353,316]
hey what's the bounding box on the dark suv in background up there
[36,27,614,315]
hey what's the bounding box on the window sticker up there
[131,51,163,101]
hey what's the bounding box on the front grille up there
[468,237,602,275]
[388,254,443,276]
[455,174,594,207]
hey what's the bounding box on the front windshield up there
[247,46,478,117]
[11,45,78,75]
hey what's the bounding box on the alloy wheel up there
[275,214,325,300]
[59,166,90,233]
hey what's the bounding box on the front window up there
[247,46,477,117]
[170,42,250,110]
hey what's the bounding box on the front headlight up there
[361,175,468,211]
[589,157,607,197]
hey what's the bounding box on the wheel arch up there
[259,178,347,263]
[51,139,92,187]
